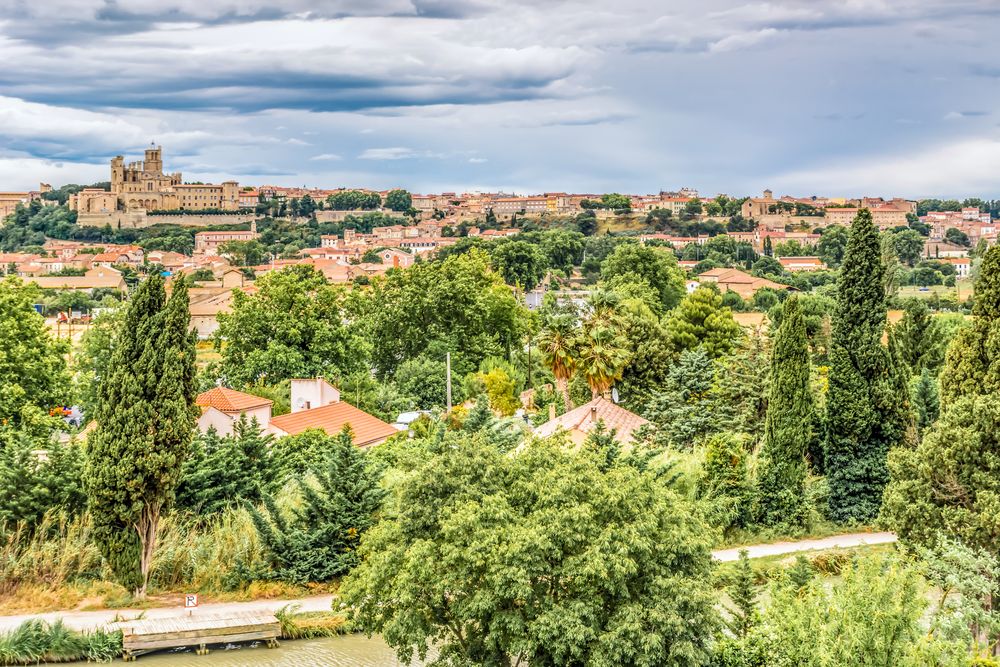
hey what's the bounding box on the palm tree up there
[577,323,630,400]
[537,313,578,411]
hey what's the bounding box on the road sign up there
[184,594,199,608]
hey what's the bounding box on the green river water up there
[132,635,415,666]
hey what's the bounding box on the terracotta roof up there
[196,386,272,412]
[269,401,398,446]
[535,397,648,444]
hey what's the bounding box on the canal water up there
[135,635,416,666]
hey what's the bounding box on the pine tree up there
[940,246,1000,405]
[249,426,384,584]
[755,295,813,527]
[787,554,814,591]
[727,549,757,637]
[890,298,944,375]
[825,209,911,523]
[85,275,197,598]
[909,369,940,435]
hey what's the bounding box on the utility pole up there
[446,352,452,411]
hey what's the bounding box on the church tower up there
[144,145,163,175]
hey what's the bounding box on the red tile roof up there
[535,397,648,444]
[196,386,273,412]
[269,401,398,447]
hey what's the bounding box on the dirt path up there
[0,532,898,632]
[711,531,898,563]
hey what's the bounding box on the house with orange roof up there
[777,256,827,272]
[535,397,648,447]
[698,267,789,299]
[267,379,399,447]
[195,386,273,436]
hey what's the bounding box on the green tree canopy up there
[755,295,814,527]
[84,275,198,597]
[825,209,911,523]
[357,249,529,379]
[216,265,366,387]
[384,189,412,213]
[0,277,70,421]
[600,243,686,311]
[665,286,742,358]
[341,435,718,667]
[489,239,546,290]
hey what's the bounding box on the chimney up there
[590,406,598,422]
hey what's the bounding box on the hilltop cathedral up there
[70,145,240,214]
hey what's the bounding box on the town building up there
[195,386,273,437]
[267,378,399,447]
[70,145,240,213]
[0,184,51,219]
[535,397,648,447]
[697,267,789,299]
[194,226,259,255]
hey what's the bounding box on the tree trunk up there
[556,376,572,412]
[134,504,161,600]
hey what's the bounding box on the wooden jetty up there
[115,612,281,661]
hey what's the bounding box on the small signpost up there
[185,594,198,617]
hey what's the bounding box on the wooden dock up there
[114,612,281,661]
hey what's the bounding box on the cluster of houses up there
[196,377,651,450]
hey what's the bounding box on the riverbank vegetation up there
[1,207,999,663]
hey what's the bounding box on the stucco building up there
[70,145,240,214]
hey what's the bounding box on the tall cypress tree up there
[825,209,910,523]
[85,275,197,598]
[755,295,813,526]
[940,246,1000,405]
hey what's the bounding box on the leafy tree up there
[889,228,925,267]
[384,189,412,213]
[0,277,70,421]
[945,227,971,247]
[0,425,85,528]
[216,265,365,387]
[743,555,930,666]
[219,239,267,267]
[817,224,849,268]
[298,194,317,218]
[269,428,341,485]
[176,417,273,515]
[537,313,578,411]
[393,355,448,408]
[71,307,122,422]
[328,190,381,211]
[489,239,546,290]
[538,229,585,274]
[359,249,528,379]
[750,256,784,278]
[85,275,198,598]
[665,286,742,358]
[250,426,383,584]
[890,298,946,375]
[616,305,674,409]
[601,243,686,311]
[883,395,1000,556]
[940,246,1000,406]
[341,435,719,667]
[473,367,519,416]
[755,296,813,527]
[825,209,910,523]
[599,192,632,211]
[702,432,753,532]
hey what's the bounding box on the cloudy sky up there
[1,0,999,197]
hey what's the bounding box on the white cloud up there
[359,147,418,160]
[769,137,1000,198]
[468,157,488,163]
[310,153,342,161]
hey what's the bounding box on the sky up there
[1,0,999,198]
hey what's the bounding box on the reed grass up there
[0,618,121,664]
[274,604,349,639]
